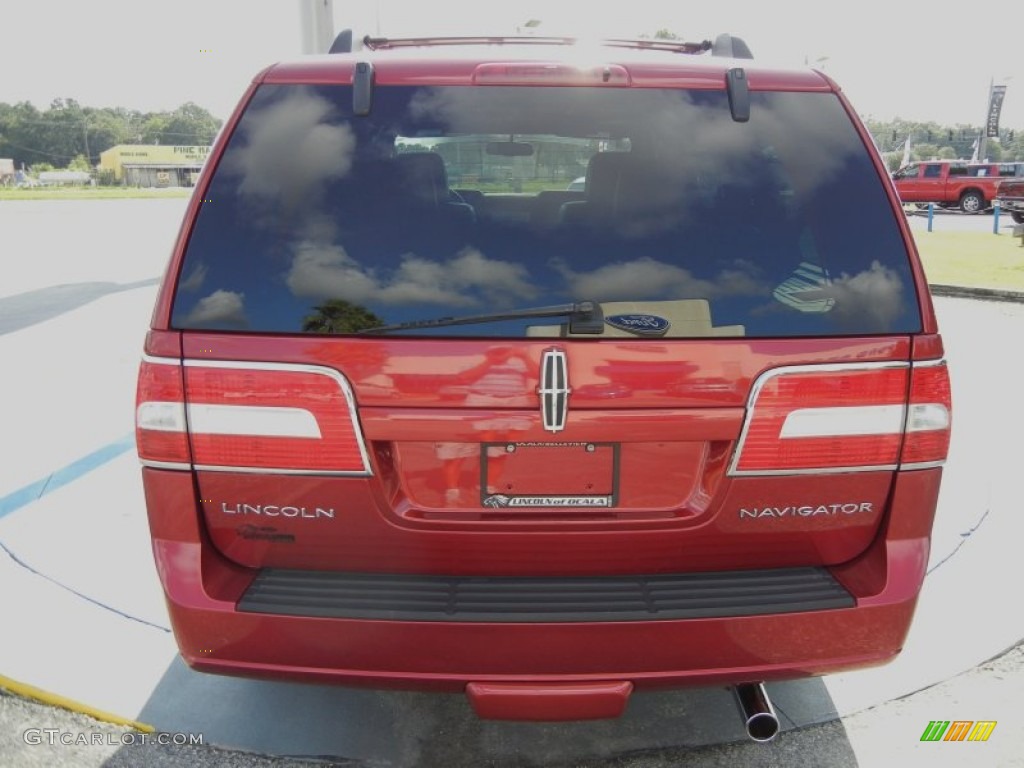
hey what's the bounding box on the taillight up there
[729,360,951,475]
[135,357,370,475]
[136,357,190,467]
[901,360,952,467]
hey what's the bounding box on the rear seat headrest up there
[395,152,450,206]
[583,152,631,211]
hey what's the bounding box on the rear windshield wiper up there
[362,301,604,334]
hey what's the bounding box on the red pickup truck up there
[994,177,1024,222]
[891,160,1022,213]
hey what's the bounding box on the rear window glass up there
[172,84,920,338]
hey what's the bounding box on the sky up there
[2,0,1022,131]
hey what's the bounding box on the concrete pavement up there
[1,199,1021,766]
[2,640,1020,767]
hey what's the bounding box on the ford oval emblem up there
[605,314,671,337]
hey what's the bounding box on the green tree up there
[0,99,225,169]
[145,102,221,145]
[141,113,170,144]
[83,109,130,158]
[998,132,1022,161]
[67,153,91,171]
[302,300,384,334]
[861,118,1024,161]
[39,98,89,162]
[982,141,1003,161]
[912,143,939,161]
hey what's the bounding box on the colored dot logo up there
[921,720,997,742]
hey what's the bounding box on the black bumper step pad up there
[238,566,854,622]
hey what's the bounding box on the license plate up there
[480,441,618,508]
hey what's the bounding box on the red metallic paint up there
[466,682,634,721]
[173,334,912,408]
[261,53,834,94]
[138,464,941,711]
[190,469,891,573]
[147,531,920,692]
[911,333,945,361]
[136,45,948,718]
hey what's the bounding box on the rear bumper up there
[153,537,921,692]
[145,468,939,693]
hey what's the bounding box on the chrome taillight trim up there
[139,459,192,471]
[727,361,911,477]
[191,464,372,476]
[899,460,946,471]
[138,355,373,476]
[141,354,180,366]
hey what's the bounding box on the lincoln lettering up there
[221,503,334,519]
[739,502,873,519]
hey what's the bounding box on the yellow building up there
[98,145,211,187]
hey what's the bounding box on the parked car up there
[136,31,951,737]
[891,159,1023,213]
[994,176,1024,223]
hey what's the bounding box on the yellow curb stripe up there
[0,674,155,733]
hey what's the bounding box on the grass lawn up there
[913,230,1024,293]
[0,186,191,200]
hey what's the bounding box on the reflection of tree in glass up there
[302,299,384,334]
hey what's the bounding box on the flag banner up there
[987,85,1007,137]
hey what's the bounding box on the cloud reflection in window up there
[553,257,766,301]
[824,260,906,330]
[757,260,905,331]
[286,243,538,307]
[182,289,248,329]
[635,90,860,206]
[225,87,357,211]
[178,262,208,293]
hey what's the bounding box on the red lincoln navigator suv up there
[136,32,951,738]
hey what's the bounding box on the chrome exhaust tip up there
[733,682,780,742]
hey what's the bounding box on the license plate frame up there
[479,441,620,508]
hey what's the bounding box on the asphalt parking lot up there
[1,198,1022,766]
[3,641,1020,767]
